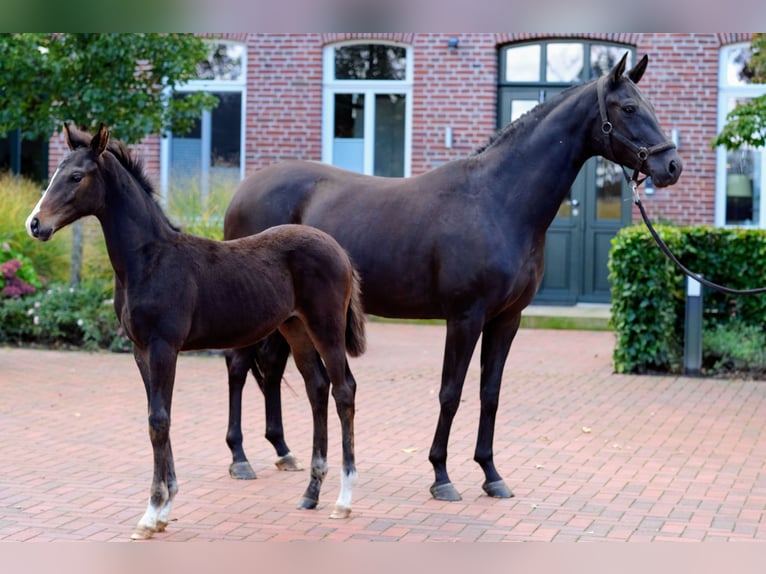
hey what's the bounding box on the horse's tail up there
[345,267,366,357]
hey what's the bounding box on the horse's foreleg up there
[429,315,484,501]
[254,334,303,471]
[329,360,357,519]
[474,313,520,499]
[131,342,179,540]
[225,348,258,479]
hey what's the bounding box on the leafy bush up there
[0,280,131,352]
[703,320,766,376]
[0,171,72,284]
[165,179,235,240]
[610,224,766,375]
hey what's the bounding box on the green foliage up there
[712,33,766,150]
[703,320,766,376]
[610,224,766,374]
[0,33,217,143]
[0,280,131,352]
[165,180,236,241]
[0,171,71,284]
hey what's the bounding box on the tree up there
[0,33,217,144]
[712,33,766,150]
[0,33,218,284]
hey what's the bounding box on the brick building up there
[44,33,763,303]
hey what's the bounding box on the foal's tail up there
[345,267,366,357]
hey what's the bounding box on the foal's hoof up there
[330,504,351,519]
[275,452,303,472]
[130,525,156,541]
[430,481,462,501]
[229,460,257,480]
[482,479,514,499]
[297,496,318,510]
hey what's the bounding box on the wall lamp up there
[447,37,459,51]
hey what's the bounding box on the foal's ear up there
[627,54,649,84]
[63,123,90,151]
[608,52,629,86]
[90,124,110,157]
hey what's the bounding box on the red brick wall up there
[46,33,753,227]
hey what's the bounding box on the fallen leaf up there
[401,448,417,454]
[581,426,592,434]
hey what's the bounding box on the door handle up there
[570,199,580,207]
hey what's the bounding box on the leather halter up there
[596,75,676,180]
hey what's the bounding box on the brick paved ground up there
[1,323,766,542]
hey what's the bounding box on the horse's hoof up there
[155,520,168,533]
[482,479,514,498]
[130,525,155,540]
[275,452,303,472]
[229,460,257,480]
[430,481,462,501]
[297,496,318,510]
[330,505,351,519]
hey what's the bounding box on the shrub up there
[0,171,72,284]
[0,280,131,352]
[610,224,766,374]
[165,179,235,240]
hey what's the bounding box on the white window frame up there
[322,41,413,177]
[715,42,766,228]
[160,41,247,199]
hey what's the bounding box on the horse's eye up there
[72,172,83,182]
[623,104,636,114]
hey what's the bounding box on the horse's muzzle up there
[27,216,52,241]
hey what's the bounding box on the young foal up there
[26,124,366,539]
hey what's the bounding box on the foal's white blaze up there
[24,167,59,237]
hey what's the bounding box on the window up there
[716,43,766,227]
[502,41,631,88]
[160,41,246,199]
[322,42,412,177]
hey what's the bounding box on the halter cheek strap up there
[597,75,676,179]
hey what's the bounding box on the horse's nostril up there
[669,159,680,176]
[30,217,40,237]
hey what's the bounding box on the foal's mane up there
[104,138,181,232]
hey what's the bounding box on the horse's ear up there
[63,123,90,151]
[90,124,110,157]
[628,54,649,84]
[608,52,629,86]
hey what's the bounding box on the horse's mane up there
[105,139,182,233]
[473,81,587,156]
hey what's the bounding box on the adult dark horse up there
[25,124,366,539]
[223,54,682,501]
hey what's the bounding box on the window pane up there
[726,148,760,225]
[170,94,202,189]
[546,43,583,82]
[210,92,242,190]
[333,93,365,173]
[725,45,754,86]
[374,93,405,177]
[511,99,537,122]
[197,42,244,81]
[595,158,623,220]
[505,44,540,82]
[335,44,407,80]
[590,45,631,79]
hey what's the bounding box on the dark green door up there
[498,87,632,304]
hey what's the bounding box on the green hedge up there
[609,225,766,374]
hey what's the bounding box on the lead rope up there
[626,168,766,295]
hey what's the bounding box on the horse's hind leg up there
[279,319,332,512]
[474,313,520,499]
[253,334,303,471]
[225,347,258,479]
[328,359,357,519]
